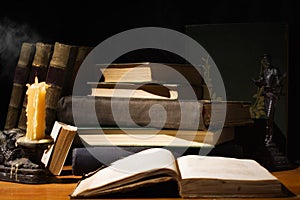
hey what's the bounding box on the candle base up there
[0,129,57,184]
[16,135,54,149]
[16,135,54,166]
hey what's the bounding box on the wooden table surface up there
[0,166,300,200]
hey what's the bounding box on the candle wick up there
[34,76,38,84]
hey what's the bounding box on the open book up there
[70,148,291,198]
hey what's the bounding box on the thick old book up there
[76,126,234,146]
[98,62,204,85]
[88,82,203,100]
[4,42,35,130]
[41,121,77,175]
[71,127,234,176]
[71,146,141,176]
[71,140,245,176]
[18,42,54,131]
[71,144,209,176]
[70,148,291,198]
[76,133,212,149]
[71,127,234,175]
[89,82,179,100]
[45,42,78,134]
[56,96,254,131]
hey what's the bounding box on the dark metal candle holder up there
[0,128,56,183]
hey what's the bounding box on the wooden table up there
[0,166,300,200]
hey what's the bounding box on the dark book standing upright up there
[4,42,35,130]
[17,42,54,131]
[45,42,78,135]
[66,45,93,96]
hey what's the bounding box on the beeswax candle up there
[26,76,49,140]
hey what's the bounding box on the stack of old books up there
[2,42,253,177]
[55,62,254,175]
[88,62,205,100]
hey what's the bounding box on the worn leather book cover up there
[56,96,253,131]
[4,42,35,130]
[45,42,78,134]
[68,45,93,96]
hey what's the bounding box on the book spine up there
[4,42,35,130]
[28,42,54,83]
[17,42,54,131]
[56,96,207,130]
[67,46,93,96]
[45,42,78,134]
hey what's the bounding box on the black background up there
[0,0,299,160]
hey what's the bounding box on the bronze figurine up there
[253,54,286,146]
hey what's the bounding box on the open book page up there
[176,155,285,198]
[177,155,278,181]
[71,148,178,197]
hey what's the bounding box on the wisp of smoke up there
[0,17,41,78]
